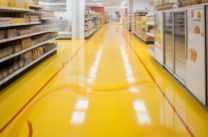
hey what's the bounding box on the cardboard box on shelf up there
[0,18,11,24]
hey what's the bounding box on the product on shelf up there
[0,0,9,7]
[41,42,57,53]
[0,44,45,80]
[85,14,92,19]
[6,29,17,38]
[29,0,39,5]
[0,32,58,60]
[29,16,39,22]
[0,18,11,25]
[85,20,95,29]
[31,10,57,19]
[0,31,5,40]
[0,0,29,9]
[155,0,208,11]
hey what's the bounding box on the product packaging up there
[13,62,18,71]
[0,31,5,40]
[18,59,24,67]
[9,0,17,7]
[8,65,14,74]
[0,18,11,25]
[0,0,9,7]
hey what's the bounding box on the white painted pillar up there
[79,0,85,39]
[128,0,133,30]
[71,0,85,39]
[72,0,77,39]
[66,0,72,21]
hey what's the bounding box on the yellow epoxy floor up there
[0,24,208,137]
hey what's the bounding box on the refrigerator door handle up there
[185,11,188,60]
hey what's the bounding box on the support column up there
[79,0,85,39]
[128,0,133,30]
[71,0,85,39]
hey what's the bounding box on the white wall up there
[133,1,154,11]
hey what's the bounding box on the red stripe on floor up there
[0,27,99,133]
[123,34,194,137]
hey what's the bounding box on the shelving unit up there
[84,10,102,39]
[132,31,154,44]
[0,28,59,43]
[145,12,155,58]
[132,11,154,44]
[40,18,58,20]
[146,32,155,38]
[0,36,59,63]
[85,25,102,38]
[124,10,132,31]
[0,3,59,90]
[0,6,34,12]
[85,25,95,31]
[0,46,59,87]
[29,5,43,9]
[0,22,41,28]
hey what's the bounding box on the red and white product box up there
[0,18,11,25]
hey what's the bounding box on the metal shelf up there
[132,31,154,44]
[29,5,43,9]
[0,6,34,12]
[146,13,154,17]
[85,26,102,38]
[0,46,59,86]
[40,18,58,20]
[0,28,59,44]
[146,21,154,25]
[0,22,41,28]
[146,33,155,38]
[85,18,93,20]
[0,36,59,63]
[85,25,96,31]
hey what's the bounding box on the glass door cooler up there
[154,12,164,66]
[186,7,206,105]
[154,6,207,106]
[174,11,186,83]
[164,11,174,72]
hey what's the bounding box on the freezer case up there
[186,7,206,105]
[155,12,164,66]
[164,11,174,72]
[173,11,186,83]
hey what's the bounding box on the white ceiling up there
[39,0,153,12]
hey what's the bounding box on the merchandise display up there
[0,41,57,81]
[84,10,102,38]
[155,0,208,11]
[124,10,132,31]
[149,4,208,108]
[132,10,154,44]
[0,0,59,89]
[104,14,109,24]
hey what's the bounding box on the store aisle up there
[0,24,208,137]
